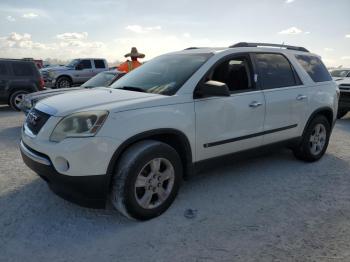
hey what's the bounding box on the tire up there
[9,90,29,111]
[293,115,331,162]
[55,76,71,88]
[337,110,348,119]
[111,140,183,220]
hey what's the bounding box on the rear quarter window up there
[12,62,33,76]
[295,55,332,83]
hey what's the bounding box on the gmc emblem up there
[27,111,40,126]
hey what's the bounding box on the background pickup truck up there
[40,58,108,88]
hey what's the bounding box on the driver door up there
[194,54,266,161]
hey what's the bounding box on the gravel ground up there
[0,105,350,262]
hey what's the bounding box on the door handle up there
[296,95,307,101]
[249,101,262,108]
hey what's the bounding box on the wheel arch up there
[56,75,73,83]
[303,107,334,136]
[106,128,194,189]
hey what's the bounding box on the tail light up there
[39,77,45,90]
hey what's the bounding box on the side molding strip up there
[203,124,298,148]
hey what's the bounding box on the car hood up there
[35,88,167,117]
[41,66,72,72]
[26,87,83,100]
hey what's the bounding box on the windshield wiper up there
[119,86,147,93]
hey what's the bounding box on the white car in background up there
[20,42,338,220]
[330,68,350,118]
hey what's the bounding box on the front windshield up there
[66,59,80,68]
[81,72,117,88]
[111,53,212,95]
[331,70,350,77]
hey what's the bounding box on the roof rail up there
[184,47,199,50]
[229,42,309,52]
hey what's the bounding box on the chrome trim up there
[23,123,36,138]
[20,141,51,166]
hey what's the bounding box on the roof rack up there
[229,42,309,52]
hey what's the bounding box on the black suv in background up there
[0,59,44,110]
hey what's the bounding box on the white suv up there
[20,42,339,220]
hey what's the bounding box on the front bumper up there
[339,91,350,111]
[20,141,109,208]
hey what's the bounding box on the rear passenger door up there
[253,53,307,145]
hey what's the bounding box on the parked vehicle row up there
[20,70,125,114]
[0,59,45,110]
[20,42,339,220]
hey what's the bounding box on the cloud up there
[22,12,39,19]
[125,25,162,34]
[324,48,334,52]
[56,32,104,49]
[183,33,191,38]
[6,15,16,22]
[285,0,295,3]
[278,27,303,35]
[0,32,49,50]
[56,32,88,41]
[346,34,350,38]
[341,56,350,60]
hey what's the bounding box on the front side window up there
[295,55,332,82]
[255,53,298,89]
[205,56,253,92]
[330,69,350,78]
[12,62,33,76]
[80,60,92,69]
[111,53,212,95]
[94,60,106,69]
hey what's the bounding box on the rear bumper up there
[20,141,109,208]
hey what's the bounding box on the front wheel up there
[55,76,71,88]
[293,115,331,162]
[111,140,183,220]
[9,90,29,111]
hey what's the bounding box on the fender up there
[106,128,194,189]
[302,106,334,136]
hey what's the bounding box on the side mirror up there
[76,64,83,70]
[195,80,230,98]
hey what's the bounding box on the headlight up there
[48,71,56,78]
[50,111,109,142]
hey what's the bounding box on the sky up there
[0,0,349,67]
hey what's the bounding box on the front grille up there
[339,92,350,103]
[26,108,51,135]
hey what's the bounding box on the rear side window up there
[0,62,8,75]
[255,53,298,89]
[295,55,332,82]
[94,60,106,69]
[12,62,33,76]
[80,60,92,69]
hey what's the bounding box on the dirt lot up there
[0,106,350,262]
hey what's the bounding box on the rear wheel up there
[55,76,71,88]
[111,140,182,220]
[293,115,331,162]
[337,110,348,119]
[9,90,29,111]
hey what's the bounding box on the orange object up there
[117,60,142,73]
